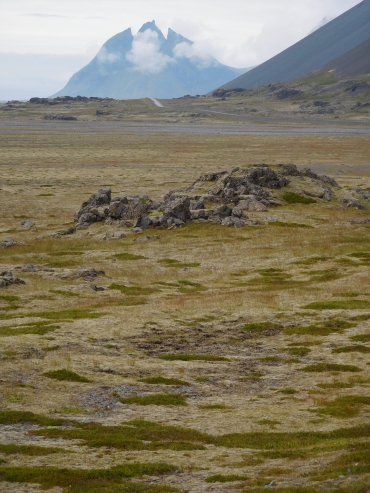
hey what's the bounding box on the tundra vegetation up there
[0,98,369,492]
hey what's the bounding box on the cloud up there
[97,46,120,63]
[173,41,216,67]
[126,29,174,73]
[23,13,71,18]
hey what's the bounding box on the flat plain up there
[0,92,370,493]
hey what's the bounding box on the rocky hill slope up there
[52,21,247,100]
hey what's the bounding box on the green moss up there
[242,322,283,333]
[0,464,179,493]
[50,289,79,297]
[159,354,229,362]
[302,363,362,373]
[36,419,209,451]
[283,193,317,205]
[109,284,159,296]
[304,300,370,310]
[43,369,91,383]
[286,319,353,336]
[269,221,312,228]
[332,345,370,354]
[205,474,248,483]
[114,253,147,261]
[0,410,70,427]
[158,258,200,268]
[0,444,64,456]
[0,309,102,322]
[0,321,60,337]
[286,347,311,357]
[278,388,297,395]
[315,396,370,418]
[139,377,190,386]
[0,295,20,303]
[351,332,370,343]
[120,394,187,406]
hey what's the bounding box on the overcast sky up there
[0,0,362,100]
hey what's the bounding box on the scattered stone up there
[20,219,34,229]
[340,198,365,210]
[90,284,105,292]
[0,237,27,248]
[49,227,75,238]
[135,235,160,242]
[0,271,26,288]
[350,218,370,224]
[72,269,105,281]
[132,227,143,233]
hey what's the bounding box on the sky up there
[0,0,362,101]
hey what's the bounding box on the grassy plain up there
[0,100,370,492]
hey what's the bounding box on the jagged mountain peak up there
[52,21,248,99]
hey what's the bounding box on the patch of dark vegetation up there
[139,377,190,386]
[242,321,283,334]
[119,394,187,406]
[0,464,179,493]
[0,321,60,337]
[270,221,313,228]
[286,347,311,357]
[283,192,317,204]
[50,289,80,297]
[159,354,230,362]
[314,396,370,418]
[0,410,70,427]
[302,363,362,373]
[285,319,353,336]
[109,284,159,296]
[114,253,147,261]
[0,444,64,456]
[205,474,249,483]
[0,309,102,322]
[43,369,91,383]
[200,404,229,410]
[332,345,370,354]
[304,300,370,310]
[351,332,370,343]
[158,258,200,268]
[35,419,209,451]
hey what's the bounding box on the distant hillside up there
[52,21,247,100]
[215,0,370,91]
[314,38,370,79]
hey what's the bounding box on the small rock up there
[90,284,105,292]
[132,227,143,233]
[0,237,27,248]
[20,219,34,229]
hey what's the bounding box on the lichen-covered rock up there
[0,271,26,288]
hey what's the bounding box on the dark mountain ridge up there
[215,0,370,91]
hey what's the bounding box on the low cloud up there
[23,13,71,18]
[97,46,120,63]
[173,41,216,67]
[126,29,174,73]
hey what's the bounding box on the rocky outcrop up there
[73,164,347,230]
[0,271,25,288]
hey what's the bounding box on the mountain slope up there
[314,38,370,79]
[52,21,246,100]
[216,0,370,91]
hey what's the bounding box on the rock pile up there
[73,164,366,231]
[0,271,25,288]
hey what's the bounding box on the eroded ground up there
[0,114,370,493]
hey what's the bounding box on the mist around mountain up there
[52,21,248,100]
[216,0,370,92]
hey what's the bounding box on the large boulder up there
[159,196,191,226]
[234,196,269,212]
[247,167,289,189]
[74,187,111,225]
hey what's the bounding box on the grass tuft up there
[332,345,370,354]
[303,300,370,310]
[302,363,362,373]
[283,192,317,204]
[159,354,229,362]
[114,252,147,261]
[139,377,190,386]
[205,474,248,483]
[120,394,187,406]
[43,369,91,383]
